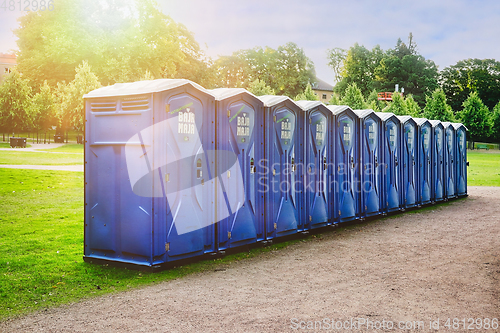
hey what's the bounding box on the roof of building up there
[311,77,334,91]
[326,105,351,115]
[295,100,324,111]
[84,79,211,98]
[396,115,414,124]
[257,95,297,108]
[0,53,17,65]
[209,88,258,101]
[413,118,430,126]
[429,120,442,127]
[374,112,397,122]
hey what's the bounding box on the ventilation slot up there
[122,96,150,111]
[91,100,117,113]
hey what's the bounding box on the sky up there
[1,0,499,86]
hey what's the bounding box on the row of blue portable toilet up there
[83,79,467,268]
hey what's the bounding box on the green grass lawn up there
[0,151,83,165]
[467,150,500,186]
[37,144,84,153]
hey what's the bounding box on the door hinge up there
[165,104,170,113]
[227,170,231,178]
[165,243,170,251]
[227,110,231,117]
[228,231,231,239]
[309,215,312,222]
[274,223,277,230]
[273,115,277,122]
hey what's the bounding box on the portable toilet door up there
[414,118,432,205]
[296,101,333,230]
[452,123,468,197]
[354,109,382,218]
[375,112,402,213]
[211,88,265,251]
[430,120,445,202]
[328,105,360,223]
[259,96,302,240]
[83,79,216,267]
[442,122,457,199]
[397,116,418,209]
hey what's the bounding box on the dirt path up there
[1,186,499,332]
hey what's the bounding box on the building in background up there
[0,53,17,83]
[312,78,334,103]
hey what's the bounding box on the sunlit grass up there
[37,144,84,153]
[0,151,83,165]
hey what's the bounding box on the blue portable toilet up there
[296,100,333,229]
[452,123,468,197]
[83,79,217,267]
[413,118,433,205]
[210,88,265,251]
[429,120,445,202]
[327,105,360,223]
[442,122,457,199]
[375,112,402,213]
[397,116,418,209]
[259,95,303,239]
[353,109,383,218]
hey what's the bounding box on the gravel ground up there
[1,186,499,333]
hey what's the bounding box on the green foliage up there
[405,94,422,117]
[0,70,34,134]
[458,92,492,141]
[57,62,101,132]
[491,102,500,143]
[331,34,438,106]
[31,81,57,132]
[215,43,315,98]
[294,82,318,101]
[247,79,275,96]
[340,82,367,110]
[15,0,212,87]
[366,89,384,111]
[334,43,384,97]
[328,93,340,105]
[423,88,455,122]
[382,92,407,115]
[440,58,500,111]
[326,47,347,83]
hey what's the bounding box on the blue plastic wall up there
[300,103,333,229]
[416,120,432,205]
[400,118,418,209]
[357,111,382,218]
[335,109,360,222]
[214,91,265,250]
[455,124,468,197]
[84,82,216,266]
[431,122,445,202]
[380,115,402,213]
[443,123,457,199]
[262,98,302,239]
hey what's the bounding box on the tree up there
[326,47,347,83]
[340,82,367,110]
[405,95,422,117]
[423,89,455,122]
[58,62,101,132]
[383,92,407,115]
[0,70,34,134]
[214,43,315,98]
[294,82,318,101]
[374,34,439,107]
[366,89,384,111]
[457,92,492,142]
[31,81,57,134]
[333,43,384,97]
[491,101,500,143]
[440,58,500,112]
[15,0,211,87]
[247,79,275,96]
